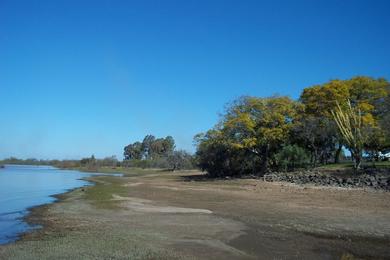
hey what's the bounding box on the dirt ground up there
[1,169,390,259]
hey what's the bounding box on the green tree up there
[195,130,249,177]
[101,155,118,167]
[223,96,300,172]
[348,76,389,123]
[300,80,350,118]
[167,150,193,170]
[195,96,300,176]
[292,116,337,166]
[275,144,310,171]
[300,80,350,164]
[300,76,389,164]
[123,135,178,169]
[348,77,389,158]
[141,135,156,159]
[124,141,143,160]
[365,127,388,162]
[163,136,175,155]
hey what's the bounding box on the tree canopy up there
[195,96,302,176]
[124,135,175,160]
[123,135,194,170]
[195,76,390,176]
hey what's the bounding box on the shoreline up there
[14,166,124,244]
[18,184,88,243]
[3,170,100,245]
[1,167,390,259]
[6,166,390,244]
[20,183,91,241]
[10,167,389,244]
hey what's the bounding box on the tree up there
[138,135,176,159]
[80,155,98,170]
[223,96,300,172]
[150,138,165,158]
[364,127,388,162]
[331,101,365,170]
[379,98,390,136]
[163,136,175,155]
[378,113,390,154]
[292,116,337,167]
[299,76,389,165]
[377,82,390,153]
[348,76,389,122]
[300,80,350,164]
[300,80,350,118]
[101,155,118,167]
[348,77,389,160]
[195,130,249,177]
[167,150,193,170]
[142,135,156,159]
[146,136,175,158]
[123,135,179,169]
[275,144,310,171]
[195,96,300,176]
[124,141,143,160]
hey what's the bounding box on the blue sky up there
[1,0,389,159]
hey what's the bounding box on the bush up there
[167,150,195,171]
[275,145,310,171]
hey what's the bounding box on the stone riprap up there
[265,169,390,190]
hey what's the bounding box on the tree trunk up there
[310,152,314,166]
[312,150,318,168]
[260,145,269,174]
[355,155,362,170]
[334,143,342,163]
[352,151,362,171]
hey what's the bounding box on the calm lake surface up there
[0,165,94,244]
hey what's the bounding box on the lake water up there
[0,165,94,244]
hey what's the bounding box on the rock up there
[270,169,389,190]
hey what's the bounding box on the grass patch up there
[73,166,166,177]
[318,161,390,170]
[1,229,181,260]
[81,168,203,209]
[83,176,129,209]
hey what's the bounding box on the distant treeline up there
[123,135,195,170]
[0,155,120,170]
[1,136,196,171]
[0,157,54,166]
[194,76,390,177]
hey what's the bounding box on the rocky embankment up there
[265,169,390,190]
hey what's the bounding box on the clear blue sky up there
[1,0,389,160]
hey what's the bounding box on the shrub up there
[274,145,310,171]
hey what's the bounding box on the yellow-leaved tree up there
[331,101,365,170]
